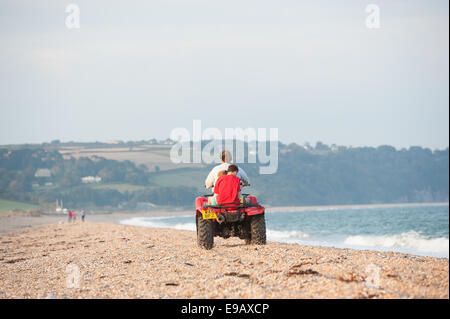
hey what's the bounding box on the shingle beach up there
[0,221,448,299]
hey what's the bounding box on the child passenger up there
[210,165,249,206]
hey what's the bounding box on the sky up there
[0,0,448,149]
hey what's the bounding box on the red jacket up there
[214,175,241,204]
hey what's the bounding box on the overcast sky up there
[0,0,448,149]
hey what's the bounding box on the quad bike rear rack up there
[202,202,262,209]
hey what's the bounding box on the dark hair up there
[227,164,239,173]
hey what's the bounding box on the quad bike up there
[195,186,266,249]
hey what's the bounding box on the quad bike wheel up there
[248,213,266,245]
[197,214,214,249]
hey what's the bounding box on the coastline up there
[265,201,449,213]
[0,201,447,261]
[0,209,190,235]
[1,201,448,242]
[1,201,448,235]
[0,222,447,298]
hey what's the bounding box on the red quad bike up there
[195,186,266,249]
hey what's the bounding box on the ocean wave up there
[267,229,310,242]
[120,216,196,231]
[120,216,448,257]
[120,217,312,241]
[344,231,449,257]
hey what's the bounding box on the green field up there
[58,144,206,172]
[0,199,39,212]
[149,168,208,191]
[91,183,149,193]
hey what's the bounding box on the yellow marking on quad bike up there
[201,209,217,220]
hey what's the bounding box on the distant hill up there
[149,144,449,206]
[0,142,448,209]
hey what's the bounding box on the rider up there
[213,165,242,205]
[204,150,250,191]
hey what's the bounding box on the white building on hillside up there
[81,176,102,183]
[34,168,52,178]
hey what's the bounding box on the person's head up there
[221,150,232,163]
[227,164,239,176]
[217,170,227,178]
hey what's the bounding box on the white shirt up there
[204,163,250,189]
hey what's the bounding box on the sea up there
[120,203,449,258]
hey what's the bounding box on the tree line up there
[241,144,449,205]
[0,143,448,209]
[0,148,198,209]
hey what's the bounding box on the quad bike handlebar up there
[204,182,250,189]
[203,182,250,197]
[202,194,250,197]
